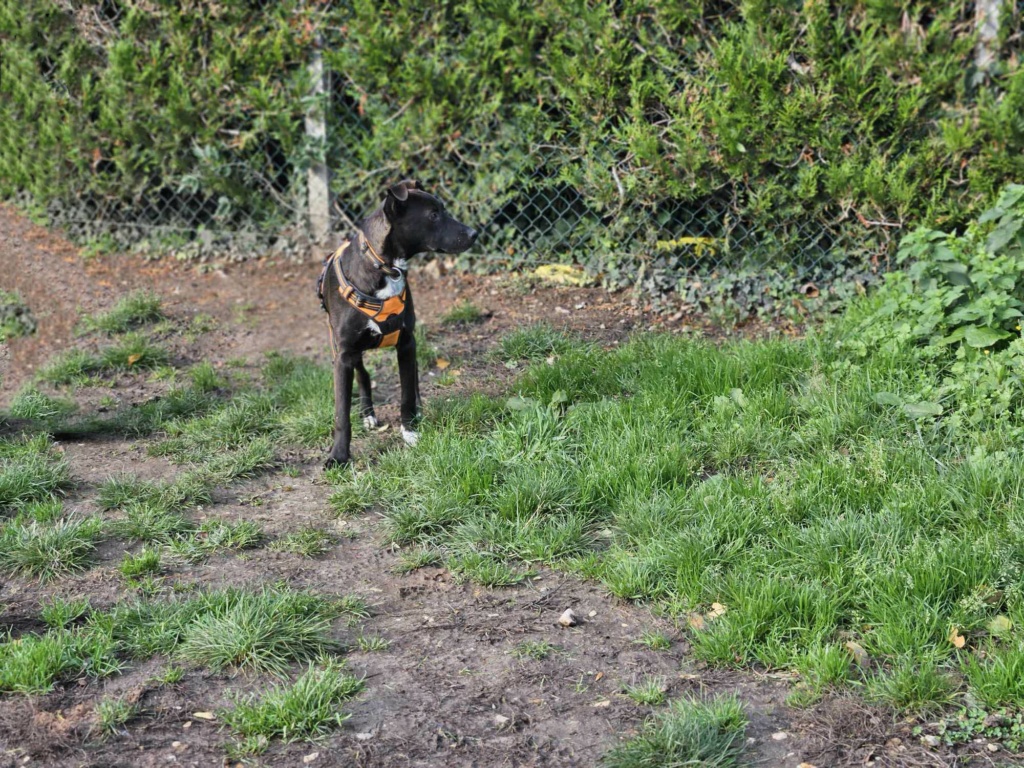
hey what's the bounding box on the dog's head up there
[382,179,478,256]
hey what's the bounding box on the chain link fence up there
[3,1,1019,308]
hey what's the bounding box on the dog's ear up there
[382,179,419,203]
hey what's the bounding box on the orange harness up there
[317,237,408,354]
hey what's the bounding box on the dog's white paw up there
[401,427,420,447]
[363,415,379,430]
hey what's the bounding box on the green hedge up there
[2,1,1022,299]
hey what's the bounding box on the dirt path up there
[0,204,962,768]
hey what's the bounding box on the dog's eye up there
[429,211,439,221]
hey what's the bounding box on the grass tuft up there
[221,659,364,753]
[441,300,483,325]
[95,696,140,735]
[511,640,559,661]
[603,695,747,768]
[624,676,669,706]
[0,516,103,581]
[174,588,341,676]
[0,435,71,509]
[0,626,121,694]
[269,528,335,558]
[81,291,165,334]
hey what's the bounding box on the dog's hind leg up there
[354,355,378,429]
[325,353,356,467]
[396,334,421,446]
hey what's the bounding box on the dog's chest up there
[374,264,407,300]
[366,260,407,336]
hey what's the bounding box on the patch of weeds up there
[189,361,223,393]
[119,548,162,578]
[511,640,559,661]
[37,335,169,385]
[36,349,103,386]
[497,324,577,362]
[446,551,527,587]
[184,313,217,341]
[962,645,1024,709]
[393,547,443,574]
[98,472,212,514]
[201,438,276,480]
[0,435,71,509]
[328,472,375,517]
[80,291,164,335]
[0,516,103,581]
[269,528,334,558]
[174,588,342,676]
[867,659,959,715]
[16,499,64,524]
[435,369,458,387]
[0,290,36,341]
[154,665,185,685]
[624,676,669,706]
[7,387,76,421]
[333,595,370,621]
[95,696,140,736]
[635,631,672,651]
[165,519,263,562]
[98,333,170,371]
[919,707,1024,752]
[441,300,483,325]
[152,393,278,465]
[114,501,194,544]
[603,695,748,768]
[220,659,364,754]
[0,626,121,693]
[40,596,92,629]
[355,635,390,652]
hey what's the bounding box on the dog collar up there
[358,230,401,277]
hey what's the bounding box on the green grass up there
[441,300,483,325]
[6,387,76,421]
[0,626,121,694]
[603,695,747,767]
[624,676,669,706]
[321,330,1024,714]
[0,435,71,510]
[0,516,103,581]
[81,290,165,334]
[37,334,170,385]
[165,519,263,562]
[95,696,140,735]
[355,634,391,652]
[119,548,162,578]
[0,290,35,341]
[269,528,335,558]
[220,659,364,754]
[496,324,579,362]
[510,640,559,661]
[40,597,92,629]
[635,631,672,651]
[173,588,343,676]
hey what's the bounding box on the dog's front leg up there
[326,352,356,467]
[353,356,378,429]
[396,334,421,446]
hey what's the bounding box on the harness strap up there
[316,235,408,350]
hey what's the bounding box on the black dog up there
[317,179,477,467]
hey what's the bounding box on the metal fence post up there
[975,0,1004,74]
[305,27,332,243]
